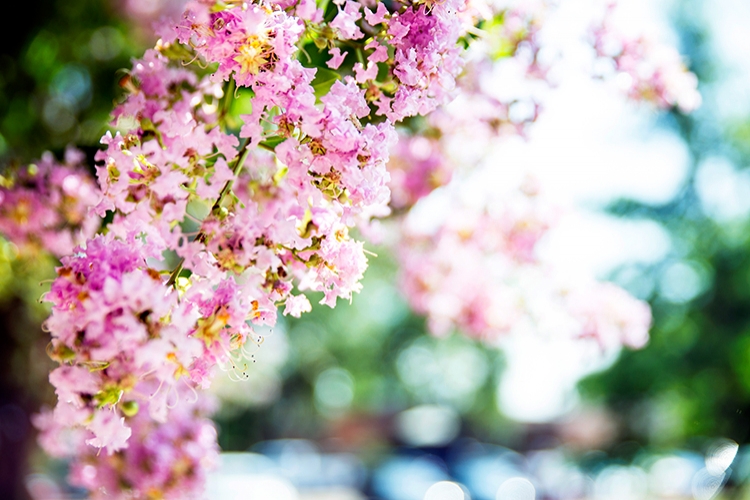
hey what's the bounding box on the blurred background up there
[3,0,750,499]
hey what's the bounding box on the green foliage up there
[0,0,144,163]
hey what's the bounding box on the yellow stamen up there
[234,36,269,75]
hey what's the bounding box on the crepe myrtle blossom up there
[43,234,204,449]
[398,176,651,351]
[388,133,454,211]
[34,0,468,469]
[34,397,218,500]
[591,3,701,112]
[0,148,100,256]
[370,0,466,121]
[97,51,389,324]
[173,0,467,122]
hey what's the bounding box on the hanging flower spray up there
[0,0,698,497]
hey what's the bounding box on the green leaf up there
[312,67,341,101]
[259,136,287,152]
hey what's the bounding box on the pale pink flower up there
[85,411,132,455]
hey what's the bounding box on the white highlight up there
[396,405,460,448]
[705,439,739,476]
[496,477,535,500]
[423,481,467,500]
[208,474,299,500]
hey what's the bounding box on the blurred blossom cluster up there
[383,0,700,359]
[0,148,99,256]
[398,172,651,351]
[591,3,702,112]
[35,398,219,500]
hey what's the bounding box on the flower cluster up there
[388,134,453,211]
[384,2,550,212]
[34,398,218,500]
[0,148,100,256]
[27,0,475,496]
[388,1,662,347]
[369,0,466,121]
[100,3,408,322]
[92,48,388,334]
[44,234,204,451]
[96,48,234,241]
[172,0,467,122]
[590,3,701,112]
[398,176,651,351]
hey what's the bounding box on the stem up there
[213,137,251,211]
[218,79,236,124]
[166,261,183,287]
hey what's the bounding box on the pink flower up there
[327,47,347,69]
[85,410,132,455]
[364,3,388,26]
[64,399,219,499]
[365,40,389,64]
[397,173,651,352]
[283,294,312,317]
[330,1,364,40]
[590,4,701,112]
[354,61,379,83]
[49,366,101,406]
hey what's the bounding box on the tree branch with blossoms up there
[0,0,701,497]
